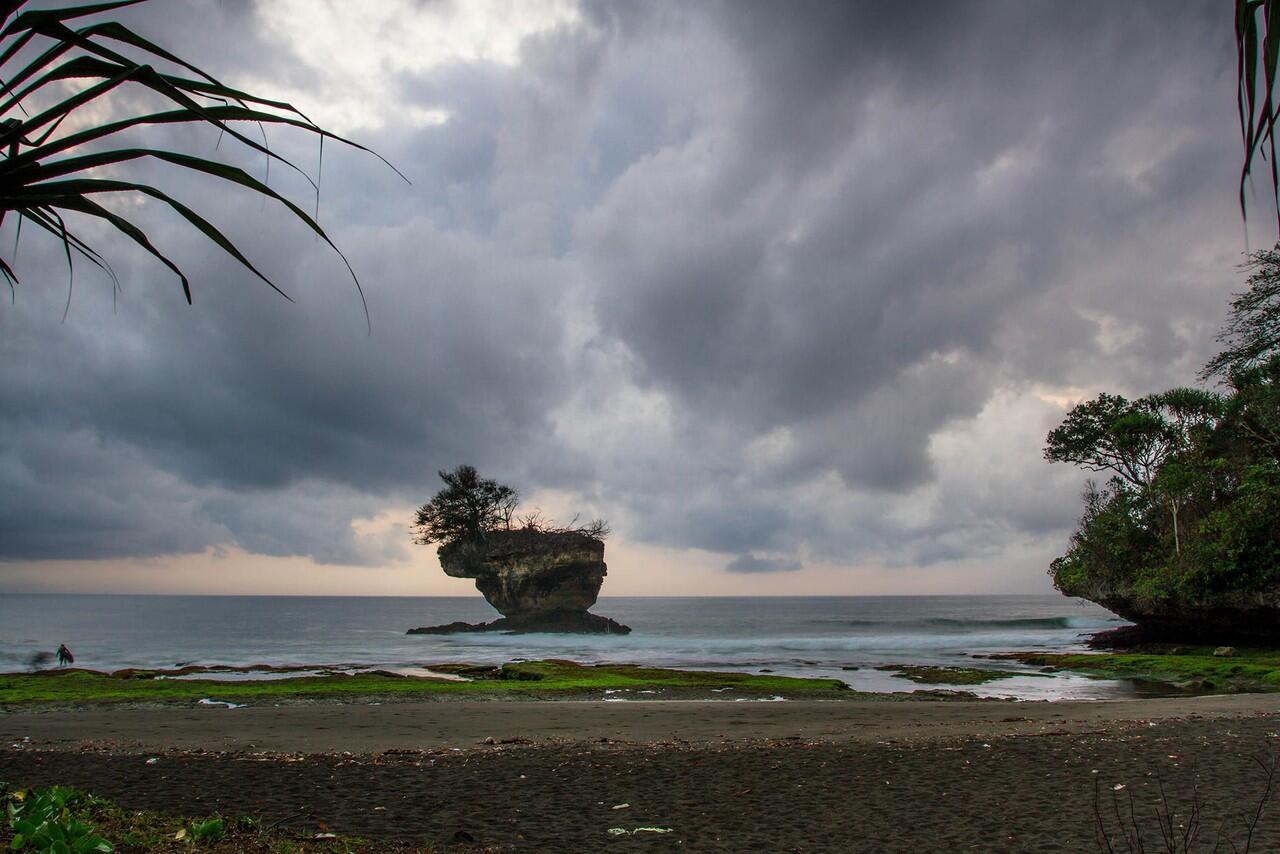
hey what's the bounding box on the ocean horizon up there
[0,593,1133,700]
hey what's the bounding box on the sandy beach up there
[4,694,1280,851]
[2,693,1277,752]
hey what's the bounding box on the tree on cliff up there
[1203,247,1280,378]
[1044,390,1222,490]
[412,465,519,546]
[1045,251,1280,634]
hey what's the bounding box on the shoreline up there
[2,692,1276,754]
[7,641,1280,710]
[4,696,1280,850]
[6,650,1280,850]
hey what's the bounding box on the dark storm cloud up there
[0,0,1248,580]
[564,0,1238,566]
[726,554,802,574]
[581,1,1231,453]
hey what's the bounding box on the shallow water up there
[0,593,1140,699]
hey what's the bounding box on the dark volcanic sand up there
[5,714,1280,852]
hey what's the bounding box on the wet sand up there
[3,693,1278,753]
[3,695,1280,851]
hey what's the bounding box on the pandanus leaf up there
[0,56,318,191]
[1238,0,1280,233]
[19,177,289,299]
[11,147,364,317]
[0,0,402,328]
[20,205,118,294]
[50,194,191,302]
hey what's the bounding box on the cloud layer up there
[0,0,1251,588]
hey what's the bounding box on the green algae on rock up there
[0,660,851,707]
[1002,648,1280,693]
[875,665,1024,686]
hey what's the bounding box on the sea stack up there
[407,528,630,635]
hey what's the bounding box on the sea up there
[0,594,1143,701]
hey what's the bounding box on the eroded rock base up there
[407,610,631,635]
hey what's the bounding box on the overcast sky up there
[0,0,1257,596]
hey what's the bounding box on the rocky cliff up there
[1063,575,1280,644]
[407,529,630,635]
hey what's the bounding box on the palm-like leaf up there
[0,0,406,327]
[1238,0,1280,234]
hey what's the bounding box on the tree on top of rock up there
[412,465,610,548]
[412,465,519,546]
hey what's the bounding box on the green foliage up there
[1047,250,1280,612]
[411,465,519,546]
[411,465,610,550]
[174,817,224,845]
[1204,248,1280,378]
[1050,479,1158,594]
[5,787,370,852]
[1044,390,1221,489]
[5,786,113,853]
[0,1,403,323]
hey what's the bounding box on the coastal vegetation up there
[412,465,608,547]
[5,785,112,853]
[412,466,521,546]
[0,660,849,707]
[1045,248,1280,640]
[1,784,382,852]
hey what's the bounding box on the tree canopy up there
[1046,247,1280,606]
[1044,390,1221,490]
[1203,247,1280,378]
[412,465,519,546]
[412,465,610,548]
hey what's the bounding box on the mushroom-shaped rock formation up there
[407,529,630,635]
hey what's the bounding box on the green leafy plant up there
[0,0,405,324]
[5,785,113,853]
[174,816,224,845]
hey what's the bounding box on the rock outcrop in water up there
[407,529,630,635]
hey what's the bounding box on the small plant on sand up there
[5,785,378,851]
[1093,745,1278,853]
[174,816,225,845]
[5,785,113,852]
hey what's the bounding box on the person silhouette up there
[56,644,73,667]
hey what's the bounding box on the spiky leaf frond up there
[0,0,406,328]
